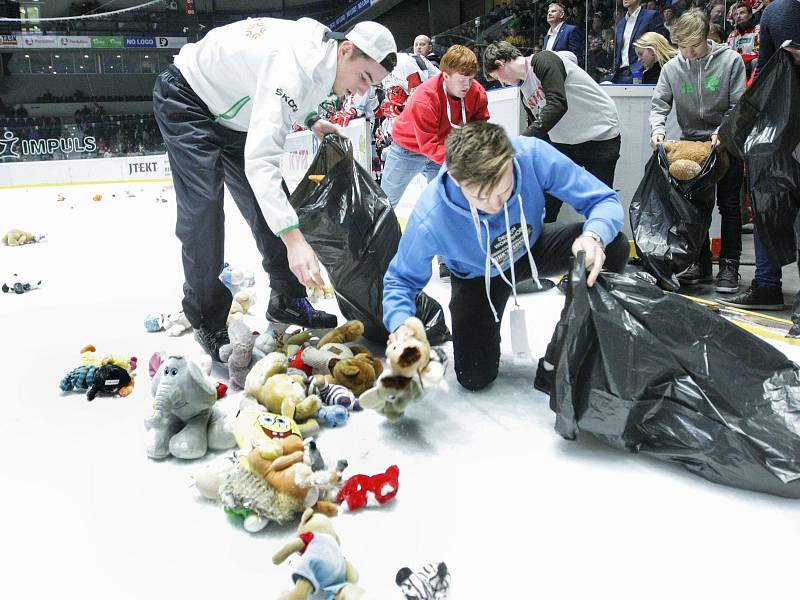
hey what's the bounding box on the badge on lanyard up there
[510,307,533,364]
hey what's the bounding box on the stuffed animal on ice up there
[336,465,399,512]
[59,345,137,400]
[396,562,451,600]
[164,311,192,336]
[2,275,41,294]
[145,354,235,460]
[272,508,366,600]
[243,351,322,436]
[227,289,257,324]
[301,320,382,396]
[662,140,729,181]
[219,319,259,389]
[2,229,46,246]
[359,317,447,420]
[194,411,346,532]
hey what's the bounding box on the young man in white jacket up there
[153,18,397,360]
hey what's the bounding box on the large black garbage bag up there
[551,252,800,498]
[289,135,450,343]
[629,145,717,291]
[719,44,800,268]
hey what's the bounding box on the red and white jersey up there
[381,52,435,95]
[727,22,760,64]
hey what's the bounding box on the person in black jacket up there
[633,31,677,83]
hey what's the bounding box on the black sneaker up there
[678,262,713,285]
[517,278,556,294]
[717,281,784,310]
[715,258,740,294]
[194,326,230,362]
[267,293,338,328]
[533,357,553,395]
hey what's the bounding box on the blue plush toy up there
[317,404,349,428]
[143,313,164,332]
[219,262,255,294]
[59,365,97,392]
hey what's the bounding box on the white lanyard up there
[443,78,467,129]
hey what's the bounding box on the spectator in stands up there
[719,0,800,313]
[587,34,613,80]
[649,9,746,294]
[633,31,677,83]
[414,33,440,66]
[591,10,607,37]
[611,0,667,83]
[708,23,727,43]
[483,41,620,224]
[379,45,489,208]
[382,121,627,393]
[727,1,760,78]
[153,18,397,360]
[708,0,729,34]
[544,3,586,66]
[505,26,529,47]
[663,6,680,38]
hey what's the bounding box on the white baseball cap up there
[345,21,398,66]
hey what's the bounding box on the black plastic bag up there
[718,44,800,268]
[289,135,450,343]
[629,145,717,291]
[551,252,800,498]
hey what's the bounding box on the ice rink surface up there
[1,180,798,600]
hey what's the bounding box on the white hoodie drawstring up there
[469,194,543,323]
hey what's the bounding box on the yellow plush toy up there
[2,229,44,246]
[227,289,257,324]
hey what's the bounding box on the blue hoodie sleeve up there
[382,214,438,334]
[533,140,623,245]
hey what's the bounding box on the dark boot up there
[715,258,740,293]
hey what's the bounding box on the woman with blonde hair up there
[633,32,677,84]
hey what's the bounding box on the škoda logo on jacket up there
[275,88,298,112]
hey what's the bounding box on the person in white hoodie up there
[649,8,746,295]
[152,18,397,360]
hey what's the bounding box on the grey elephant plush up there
[145,355,235,460]
[219,319,258,389]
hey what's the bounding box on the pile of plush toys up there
[63,284,450,597]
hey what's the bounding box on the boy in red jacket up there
[380,45,490,208]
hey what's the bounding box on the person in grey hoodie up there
[649,8,746,294]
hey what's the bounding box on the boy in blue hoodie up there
[382,122,629,393]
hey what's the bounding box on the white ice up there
[1,180,798,600]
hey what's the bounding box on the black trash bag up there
[289,135,450,343]
[629,145,717,291]
[551,252,800,498]
[718,43,800,268]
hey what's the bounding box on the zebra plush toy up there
[396,561,451,599]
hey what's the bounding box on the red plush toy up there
[336,465,399,512]
[290,348,313,377]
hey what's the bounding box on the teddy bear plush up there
[272,508,366,600]
[2,229,45,246]
[219,319,258,389]
[663,140,729,182]
[227,289,257,324]
[359,317,447,420]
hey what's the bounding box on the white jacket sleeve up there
[244,50,310,236]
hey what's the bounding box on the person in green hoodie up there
[648,8,746,295]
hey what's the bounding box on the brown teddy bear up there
[663,140,729,182]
